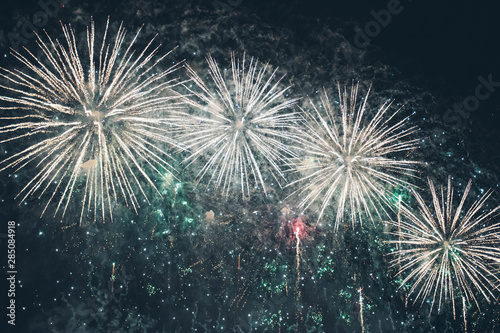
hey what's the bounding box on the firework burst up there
[0,19,183,223]
[387,177,500,316]
[175,53,299,199]
[288,83,418,229]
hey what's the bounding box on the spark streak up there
[111,262,116,295]
[463,296,467,333]
[294,227,302,327]
[359,287,364,333]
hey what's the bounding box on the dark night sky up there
[230,0,500,174]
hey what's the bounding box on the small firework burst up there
[387,177,500,316]
[176,53,299,199]
[0,18,183,223]
[288,83,418,229]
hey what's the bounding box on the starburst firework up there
[387,177,500,316]
[176,53,299,199]
[0,19,183,223]
[288,83,418,229]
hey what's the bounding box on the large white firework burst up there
[0,19,183,223]
[175,53,299,199]
[288,83,419,229]
[387,177,500,316]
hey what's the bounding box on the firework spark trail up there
[463,296,467,333]
[0,18,185,223]
[397,194,402,269]
[294,227,302,327]
[288,82,419,229]
[111,262,116,295]
[294,227,301,297]
[295,227,301,273]
[173,53,299,199]
[387,176,500,317]
[359,287,364,333]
